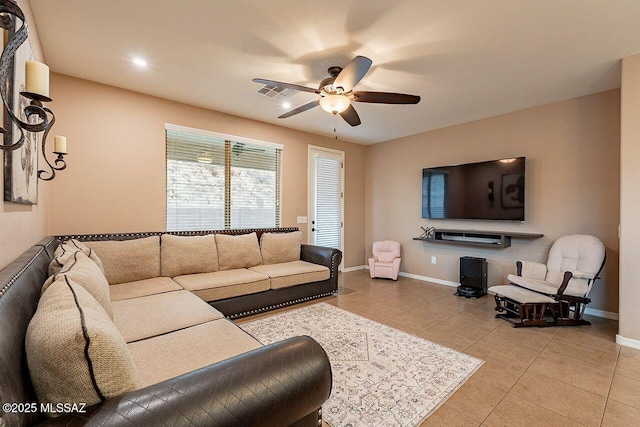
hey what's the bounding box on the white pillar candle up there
[25,61,49,97]
[54,136,67,154]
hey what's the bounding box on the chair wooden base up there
[494,294,592,328]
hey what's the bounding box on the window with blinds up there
[166,125,282,231]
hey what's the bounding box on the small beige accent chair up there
[489,234,605,327]
[369,241,401,280]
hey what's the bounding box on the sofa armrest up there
[301,244,342,278]
[38,336,331,427]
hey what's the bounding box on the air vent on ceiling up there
[255,84,295,99]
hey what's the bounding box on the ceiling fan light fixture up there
[320,94,350,114]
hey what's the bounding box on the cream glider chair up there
[369,241,401,280]
[489,234,605,327]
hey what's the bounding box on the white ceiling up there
[30,0,640,145]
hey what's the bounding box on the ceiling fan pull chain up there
[333,112,338,140]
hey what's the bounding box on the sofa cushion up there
[109,277,183,302]
[26,276,140,416]
[112,290,224,343]
[85,236,160,285]
[127,319,261,388]
[49,241,104,276]
[260,231,302,265]
[43,251,113,319]
[250,261,330,290]
[215,232,262,271]
[161,234,218,277]
[173,269,270,302]
[67,239,106,273]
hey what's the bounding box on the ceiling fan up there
[253,56,420,127]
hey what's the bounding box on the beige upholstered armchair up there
[369,241,401,280]
[490,234,606,327]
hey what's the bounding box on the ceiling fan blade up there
[333,56,372,92]
[340,104,361,127]
[352,91,421,104]
[253,78,319,94]
[278,100,320,119]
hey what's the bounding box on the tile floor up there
[236,270,640,427]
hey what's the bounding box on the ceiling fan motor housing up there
[319,66,344,93]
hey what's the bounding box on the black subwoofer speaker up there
[456,256,487,298]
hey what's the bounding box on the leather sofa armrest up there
[301,244,342,277]
[38,336,332,427]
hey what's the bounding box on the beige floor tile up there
[555,327,621,354]
[609,373,640,410]
[602,400,640,427]
[465,331,541,369]
[619,346,640,360]
[387,303,459,333]
[528,349,614,396]
[581,315,620,338]
[484,394,585,427]
[510,371,607,427]
[485,323,555,351]
[444,376,509,422]
[544,336,619,367]
[420,403,481,426]
[419,325,485,352]
[463,356,528,392]
[616,355,640,379]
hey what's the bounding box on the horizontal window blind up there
[166,127,281,231]
[314,156,341,249]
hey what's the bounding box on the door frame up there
[308,145,345,270]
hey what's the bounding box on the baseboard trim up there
[616,334,640,350]
[342,265,366,273]
[584,308,619,321]
[398,272,459,288]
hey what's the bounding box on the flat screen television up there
[422,157,525,221]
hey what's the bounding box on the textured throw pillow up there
[84,236,161,285]
[48,243,80,276]
[49,240,105,276]
[161,234,218,277]
[215,232,263,270]
[67,239,105,273]
[260,231,302,265]
[26,276,140,417]
[43,252,113,319]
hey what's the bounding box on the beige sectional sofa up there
[0,228,337,426]
[76,231,331,306]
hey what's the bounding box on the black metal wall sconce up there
[0,0,67,181]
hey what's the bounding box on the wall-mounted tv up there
[422,157,525,221]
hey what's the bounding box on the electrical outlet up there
[431,256,437,264]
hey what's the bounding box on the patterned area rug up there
[240,303,484,427]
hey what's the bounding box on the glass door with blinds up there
[308,146,344,267]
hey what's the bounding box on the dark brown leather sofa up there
[0,229,338,426]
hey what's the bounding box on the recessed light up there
[132,57,147,68]
[282,102,291,109]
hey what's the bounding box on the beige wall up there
[46,73,366,268]
[366,90,620,313]
[0,0,48,269]
[619,54,640,342]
